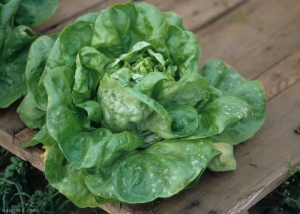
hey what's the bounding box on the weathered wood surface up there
[1,0,300,213]
[35,0,246,34]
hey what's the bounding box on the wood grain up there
[41,0,246,34]
[0,103,43,171]
[0,101,26,134]
[257,48,300,100]
[135,0,247,31]
[198,0,300,80]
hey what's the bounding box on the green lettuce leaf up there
[36,13,98,111]
[0,25,38,108]
[192,96,253,138]
[81,138,212,203]
[25,34,58,110]
[16,34,58,130]
[19,124,56,148]
[0,0,59,108]
[17,92,45,129]
[0,0,21,47]
[14,0,59,27]
[45,144,117,208]
[208,142,237,171]
[199,59,266,144]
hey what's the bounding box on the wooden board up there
[35,0,246,34]
[198,0,300,80]
[1,0,300,213]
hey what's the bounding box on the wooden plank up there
[136,0,247,31]
[0,103,43,171]
[41,0,129,34]
[198,0,300,80]
[0,101,25,134]
[258,48,300,100]
[0,129,44,171]
[42,0,246,34]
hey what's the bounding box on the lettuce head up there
[17,2,266,207]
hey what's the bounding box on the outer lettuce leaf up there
[208,142,237,171]
[45,144,117,208]
[14,0,59,27]
[81,138,212,203]
[162,11,184,29]
[17,92,45,129]
[0,0,21,47]
[25,34,58,110]
[17,34,58,130]
[192,96,253,138]
[19,124,56,148]
[0,0,59,108]
[0,25,38,108]
[199,59,266,145]
[36,13,99,110]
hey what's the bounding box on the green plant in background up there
[234,10,247,21]
[17,2,266,207]
[0,146,7,165]
[267,159,300,214]
[0,0,59,108]
[0,147,77,213]
[0,147,109,213]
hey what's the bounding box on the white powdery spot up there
[191,160,200,167]
[149,172,154,178]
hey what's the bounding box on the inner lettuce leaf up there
[17,2,266,207]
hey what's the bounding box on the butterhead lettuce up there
[17,2,266,207]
